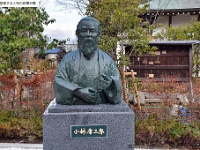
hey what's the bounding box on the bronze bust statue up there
[54,17,122,105]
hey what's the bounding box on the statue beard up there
[78,37,98,59]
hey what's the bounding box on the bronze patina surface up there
[54,17,122,105]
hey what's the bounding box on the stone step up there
[145,98,164,103]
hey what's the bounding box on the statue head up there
[76,17,100,59]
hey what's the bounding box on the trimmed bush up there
[135,113,200,149]
[0,109,42,141]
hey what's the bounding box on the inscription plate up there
[71,125,107,138]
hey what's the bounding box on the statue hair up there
[76,17,100,36]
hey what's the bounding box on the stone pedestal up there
[43,99,134,150]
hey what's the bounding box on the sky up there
[41,0,83,44]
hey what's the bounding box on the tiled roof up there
[45,48,61,54]
[140,0,200,10]
[149,40,200,45]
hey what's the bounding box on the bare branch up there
[55,0,89,16]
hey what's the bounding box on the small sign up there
[155,60,160,64]
[149,61,154,65]
[0,0,39,7]
[149,74,154,78]
[71,125,107,138]
[162,50,167,54]
[155,51,161,55]
[142,59,148,65]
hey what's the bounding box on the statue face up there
[77,20,99,59]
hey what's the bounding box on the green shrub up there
[0,109,42,140]
[135,113,200,148]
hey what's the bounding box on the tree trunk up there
[13,73,21,106]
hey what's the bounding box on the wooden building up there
[140,0,200,26]
[140,0,200,38]
[126,40,200,81]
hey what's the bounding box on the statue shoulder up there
[99,49,114,61]
[62,49,79,61]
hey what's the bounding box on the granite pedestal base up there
[43,99,134,150]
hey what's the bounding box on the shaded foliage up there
[155,21,200,41]
[85,0,156,64]
[135,113,200,149]
[0,71,200,147]
[0,109,42,141]
[0,70,54,142]
[0,7,65,73]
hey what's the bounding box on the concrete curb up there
[0,143,43,149]
[0,143,181,150]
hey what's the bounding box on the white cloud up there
[44,28,71,40]
[43,21,78,42]
[41,0,82,43]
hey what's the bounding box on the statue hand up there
[74,87,98,103]
[99,74,112,91]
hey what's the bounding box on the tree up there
[85,0,156,66]
[155,22,200,76]
[155,21,200,41]
[55,0,156,67]
[0,7,65,73]
[56,0,88,16]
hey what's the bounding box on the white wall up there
[152,14,198,39]
[153,14,198,26]
[153,15,169,26]
[46,54,57,60]
[172,14,198,26]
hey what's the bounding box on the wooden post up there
[131,70,141,111]
[122,69,142,110]
[121,69,128,103]
[13,73,21,106]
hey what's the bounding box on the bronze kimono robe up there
[54,49,122,105]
